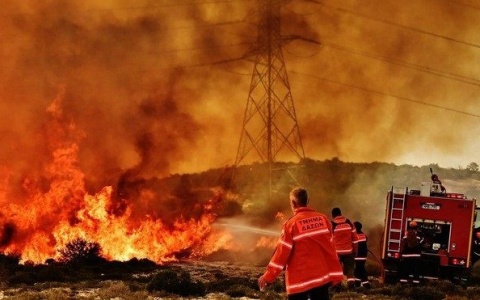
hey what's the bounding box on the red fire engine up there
[381,171,480,284]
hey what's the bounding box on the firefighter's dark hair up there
[354,221,362,231]
[331,207,342,217]
[290,187,308,206]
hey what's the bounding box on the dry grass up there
[0,261,479,299]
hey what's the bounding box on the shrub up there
[0,252,21,267]
[0,252,21,280]
[97,281,131,299]
[34,265,67,282]
[146,269,206,296]
[7,271,37,285]
[225,284,257,298]
[125,257,158,272]
[382,284,446,300]
[41,288,70,300]
[207,275,257,292]
[57,238,105,266]
[332,291,365,299]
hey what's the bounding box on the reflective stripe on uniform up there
[287,271,344,293]
[280,240,293,249]
[293,228,329,241]
[268,261,284,270]
[334,226,352,232]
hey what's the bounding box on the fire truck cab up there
[382,178,480,284]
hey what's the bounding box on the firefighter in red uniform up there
[353,221,370,288]
[399,221,422,284]
[258,187,344,300]
[331,207,358,289]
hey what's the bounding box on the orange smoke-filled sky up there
[1,0,480,185]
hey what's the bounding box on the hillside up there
[152,158,480,227]
[118,158,480,264]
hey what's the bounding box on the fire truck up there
[381,172,480,284]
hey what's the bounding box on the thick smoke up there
[1,1,479,184]
[0,0,254,192]
[282,1,480,168]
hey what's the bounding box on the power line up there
[0,40,256,65]
[285,35,480,88]
[0,0,254,17]
[322,42,480,88]
[316,0,480,49]
[290,70,480,119]
[450,0,480,11]
[145,41,255,55]
[284,43,323,58]
[85,0,255,12]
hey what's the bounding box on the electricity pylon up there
[235,0,305,167]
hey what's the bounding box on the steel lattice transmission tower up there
[235,0,305,166]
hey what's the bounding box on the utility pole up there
[235,0,305,197]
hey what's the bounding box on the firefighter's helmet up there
[476,231,480,239]
[409,220,417,228]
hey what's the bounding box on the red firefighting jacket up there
[262,207,344,295]
[355,232,368,261]
[332,216,358,255]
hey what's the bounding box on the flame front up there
[0,93,231,264]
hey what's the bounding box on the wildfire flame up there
[0,92,233,264]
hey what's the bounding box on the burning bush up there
[58,238,105,266]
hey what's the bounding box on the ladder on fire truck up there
[387,187,408,253]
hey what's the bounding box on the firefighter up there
[353,221,370,288]
[431,173,446,193]
[473,230,480,265]
[257,187,344,300]
[399,221,422,284]
[331,207,359,289]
